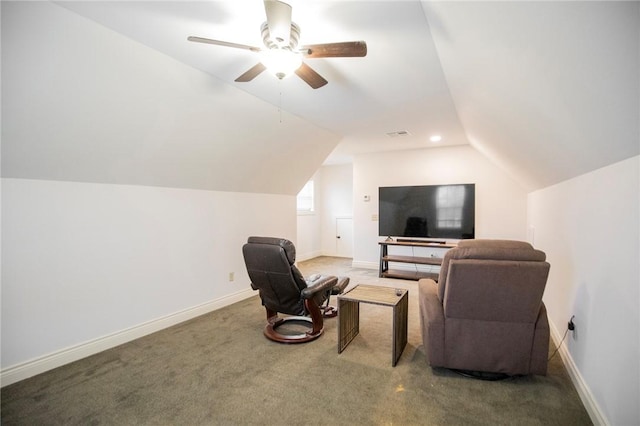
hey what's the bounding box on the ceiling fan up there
[188,0,367,89]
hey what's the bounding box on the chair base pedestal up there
[321,306,338,318]
[450,368,517,381]
[264,315,324,344]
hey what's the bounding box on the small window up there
[297,180,314,213]
[436,185,466,229]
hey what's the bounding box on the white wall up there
[297,165,354,260]
[1,0,323,383]
[528,156,639,426]
[352,145,529,266]
[295,170,321,261]
[1,178,296,382]
[296,215,320,261]
[319,165,354,257]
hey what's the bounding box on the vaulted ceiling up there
[2,1,638,193]
[424,1,639,189]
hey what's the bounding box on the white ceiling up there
[424,1,639,189]
[54,0,470,165]
[5,1,638,192]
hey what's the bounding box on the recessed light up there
[430,135,442,143]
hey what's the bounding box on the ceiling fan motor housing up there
[261,21,300,50]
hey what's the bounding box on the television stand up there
[379,240,456,281]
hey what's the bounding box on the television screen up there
[379,184,475,240]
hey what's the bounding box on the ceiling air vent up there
[386,130,411,138]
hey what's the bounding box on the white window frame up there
[436,185,466,229]
[297,180,315,215]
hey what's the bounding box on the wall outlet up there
[228,272,234,282]
[568,315,575,331]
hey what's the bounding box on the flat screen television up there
[379,184,475,240]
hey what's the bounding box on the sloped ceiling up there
[1,1,341,195]
[422,1,639,189]
[49,0,470,162]
[2,1,638,194]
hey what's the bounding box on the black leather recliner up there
[242,236,349,343]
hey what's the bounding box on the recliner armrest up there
[301,275,338,299]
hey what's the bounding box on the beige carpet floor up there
[0,256,592,425]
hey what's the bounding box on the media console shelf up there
[379,240,457,281]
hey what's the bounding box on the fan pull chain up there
[277,79,285,124]
[279,88,282,123]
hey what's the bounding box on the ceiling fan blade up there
[235,63,267,82]
[300,41,367,58]
[295,62,328,89]
[188,36,261,53]
[264,0,292,47]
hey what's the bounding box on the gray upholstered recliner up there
[242,236,349,343]
[419,239,551,376]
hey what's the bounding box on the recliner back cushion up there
[242,239,307,315]
[443,259,550,323]
[247,236,297,264]
[438,243,547,301]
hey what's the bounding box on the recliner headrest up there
[246,236,296,265]
[437,239,546,302]
[457,239,534,250]
[449,247,546,262]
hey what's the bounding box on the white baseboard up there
[351,260,378,270]
[1,288,255,387]
[296,250,322,262]
[298,252,356,262]
[550,323,608,426]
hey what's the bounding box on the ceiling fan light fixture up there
[188,1,366,88]
[261,48,302,79]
